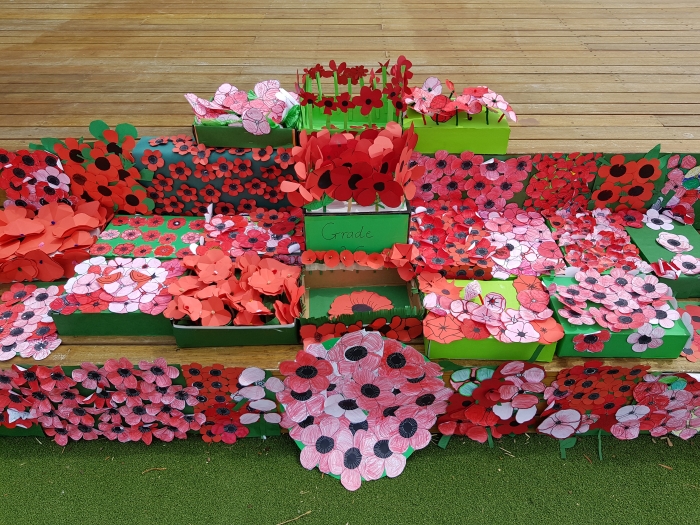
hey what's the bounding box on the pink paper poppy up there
[276,388,325,423]
[611,419,641,440]
[503,321,540,343]
[17,336,61,361]
[324,394,366,423]
[328,331,384,376]
[327,429,379,491]
[538,409,581,439]
[161,385,199,410]
[342,369,395,412]
[139,357,179,388]
[104,357,140,389]
[627,323,665,352]
[280,350,333,393]
[298,415,342,473]
[242,108,271,135]
[380,405,434,453]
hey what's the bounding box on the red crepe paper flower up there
[573,330,611,353]
[328,291,394,317]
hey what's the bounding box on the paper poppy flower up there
[573,330,611,353]
[672,254,700,275]
[141,149,164,171]
[279,350,333,393]
[643,209,674,231]
[627,323,665,353]
[328,291,394,317]
[657,232,692,253]
[351,86,383,116]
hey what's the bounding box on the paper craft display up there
[36,121,155,215]
[437,362,545,447]
[299,316,422,345]
[590,147,666,211]
[281,123,424,210]
[134,135,298,213]
[277,332,450,491]
[548,208,643,273]
[200,209,304,263]
[301,268,422,335]
[304,201,410,253]
[91,215,205,259]
[298,58,412,132]
[545,273,689,359]
[49,257,185,336]
[625,210,700,298]
[409,205,564,279]
[538,361,700,443]
[524,153,601,216]
[183,364,282,441]
[1,357,211,445]
[0,149,76,211]
[0,202,109,283]
[186,80,300,148]
[403,79,514,154]
[0,283,63,362]
[678,303,700,362]
[168,252,302,347]
[421,275,561,361]
[661,153,700,228]
[300,243,419,279]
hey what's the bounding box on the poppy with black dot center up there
[315,435,335,454]
[338,399,359,411]
[373,439,393,459]
[650,218,665,226]
[415,393,436,407]
[683,261,698,271]
[117,367,133,378]
[208,368,223,377]
[223,423,239,435]
[215,406,232,417]
[30,390,47,401]
[188,367,202,377]
[407,372,426,384]
[360,383,381,399]
[214,395,227,403]
[398,417,418,438]
[385,352,407,369]
[637,164,656,179]
[348,420,369,434]
[596,190,614,202]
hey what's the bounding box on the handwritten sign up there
[305,212,408,252]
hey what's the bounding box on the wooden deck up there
[2,0,700,153]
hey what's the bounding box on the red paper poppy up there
[232,158,253,177]
[167,218,186,230]
[112,243,135,255]
[89,243,111,255]
[274,148,293,169]
[133,245,153,257]
[162,196,185,214]
[160,233,177,244]
[169,162,191,181]
[573,330,611,353]
[154,245,175,257]
[423,312,464,344]
[351,86,383,116]
[245,179,268,196]
[199,184,221,203]
[328,290,394,317]
[141,149,164,171]
[190,143,211,165]
[237,199,256,214]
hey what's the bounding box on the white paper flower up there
[643,209,674,231]
[649,304,680,329]
[656,232,692,253]
[615,404,650,422]
[672,254,700,275]
[627,323,665,352]
[538,409,581,439]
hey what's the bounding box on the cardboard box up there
[545,276,690,359]
[53,310,174,337]
[304,202,409,252]
[192,124,295,149]
[402,108,510,155]
[423,279,557,362]
[172,320,298,348]
[301,268,423,327]
[626,224,700,299]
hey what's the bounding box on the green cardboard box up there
[545,277,690,359]
[301,268,423,329]
[192,124,295,149]
[626,223,700,299]
[304,203,409,252]
[53,310,174,337]
[423,280,556,362]
[172,320,298,348]
[403,108,510,155]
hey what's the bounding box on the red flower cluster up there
[438,361,546,444]
[593,154,661,210]
[300,243,419,280]
[47,123,153,215]
[0,202,110,283]
[0,149,75,211]
[524,153,601,216]
[539,361,700,441]
[299,316,423,345]
[183,364,281,443]
[549,208,643,272]
[281,123,424,208]
[0,358,202,445]
[201,209,305,261]
[164,251,303,327]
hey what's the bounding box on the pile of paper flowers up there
[281,123,425,208]
[421,275,564,346]
[277,331,450,491]
[0,283,63,361]
[0,201,111,283]
[164,251,303,327]
[49,256,185,316]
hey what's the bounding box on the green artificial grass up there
[1,434,700,525]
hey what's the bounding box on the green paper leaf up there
[115,122,138,142]
[559,437,577,459]
[233,399,247,411]
[459,382,479,397]
[658,153,671,167]
[598,429,604,461]
[40,137,63,153]
[139,168,154,182]
[659,376,679,384]
[486,427,494,448]
[89,120,110,141]
[303,194,334,211]
[122,158,133,170]
[282,104,302,129]
[669,379,687,391]
[683,177,700,190]
[437,434,452,449]
[437,360,463,372]
[597,157,611,166]
[143,198,155,211]
[247,90,256,100]
[476,367,495,381]
[451,368,472,382]
[644,144,662,160]
[28,142,44,151]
